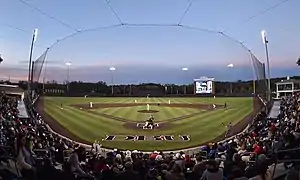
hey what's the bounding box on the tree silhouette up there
[297,57,300,66]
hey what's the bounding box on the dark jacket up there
[117,170,139,180]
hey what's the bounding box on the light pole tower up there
[182,67,188,94]
[110,67,116,95]
[227,63,234,95]
[27,29,38,91]
[66,61,71,91]
[261,30,271,101]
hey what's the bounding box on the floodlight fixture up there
[33,29,38,43]
[261,30,268,44]
[261,29,271,101]
[182,67,188,71]
[227,63,234,68]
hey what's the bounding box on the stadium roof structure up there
[275,79,300,84]
[0,84,24,94]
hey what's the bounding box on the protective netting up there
[41,24,266,98]
[32,48,48,83]
[250,52,268,99]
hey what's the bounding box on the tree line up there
[0,76,298,97]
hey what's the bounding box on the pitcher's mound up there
[137,110,159,113]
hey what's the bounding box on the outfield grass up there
[43,97,253,151]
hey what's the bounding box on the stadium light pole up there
[227,63,234,95]
[182,67,188,94]
[27,29,38,92]
[66,61,71,91]
[261,30,271,101]
[110,67,116,95]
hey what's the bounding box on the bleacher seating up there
[1,90,300,180]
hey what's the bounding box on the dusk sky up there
[0,0,299,84]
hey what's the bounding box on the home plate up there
[80,108,82,109]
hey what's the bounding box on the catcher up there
[144,115,155,129]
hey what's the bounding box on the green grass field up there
[43,97,253,151]
[91,106,204,122]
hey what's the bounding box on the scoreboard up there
[194,77,215,94]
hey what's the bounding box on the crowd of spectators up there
[1,91,300,180]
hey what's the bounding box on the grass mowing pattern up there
[91,106,203,122]
[43,97,252,151]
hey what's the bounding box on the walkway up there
[18,101,29,119]
[268,100,281,119]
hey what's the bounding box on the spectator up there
[165,163,185,180]
[192,155,206,179]
[226,142,238,162]
[248,162,271,180]
[68,146,89,177]
[174,153,186,171]
[145,168,160,180]
[2,86,300,180]
[200,160,223,180]
[15,133,38,180]
[232,153,247,172]
[117,162,139,180]
[227,168,248,180]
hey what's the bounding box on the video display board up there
[194,77,215,94]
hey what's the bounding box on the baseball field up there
[37,97,253,151]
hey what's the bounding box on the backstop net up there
[250,52,268,99]
[31,48,48,92]
[44,24,266,103]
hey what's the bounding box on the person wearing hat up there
[174,153,186,171]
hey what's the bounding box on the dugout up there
[0,84,29,119]
[0,84,25,100]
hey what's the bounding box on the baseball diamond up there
[37,96,254,151]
